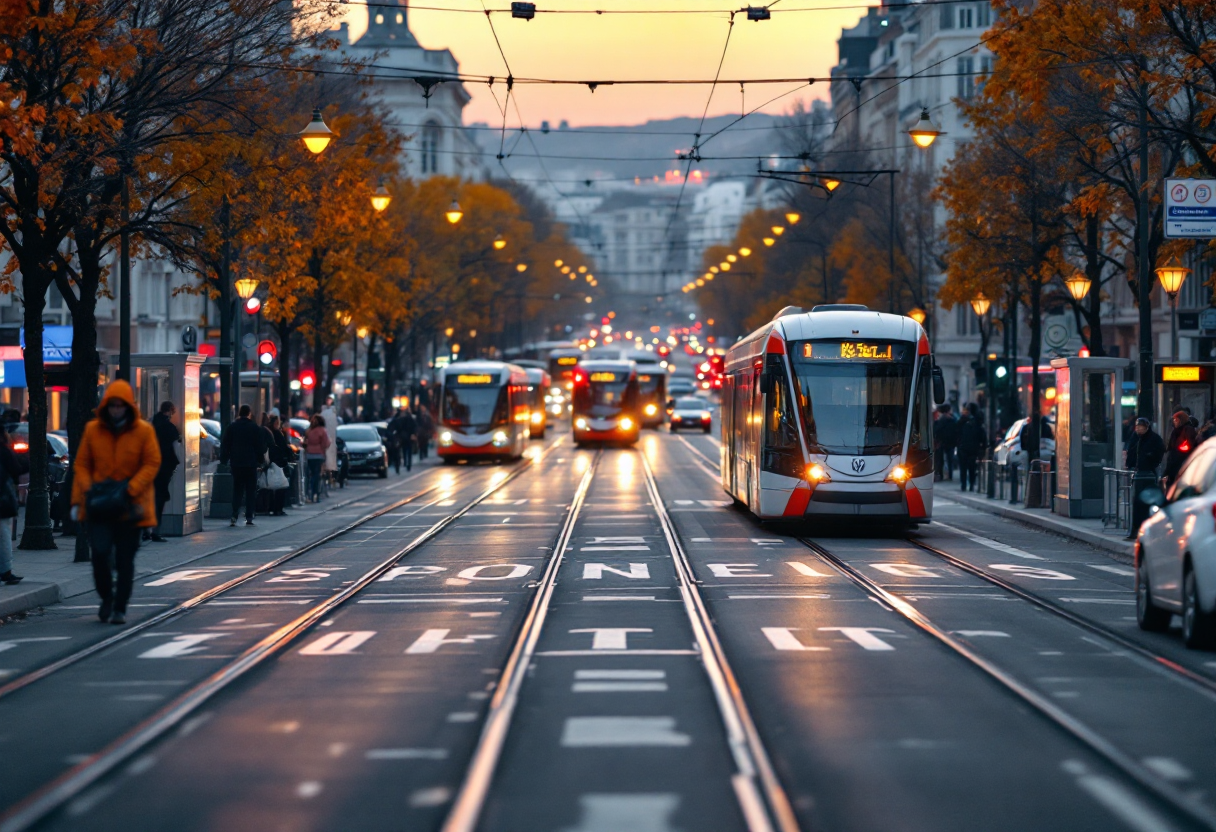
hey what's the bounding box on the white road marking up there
[819,627,898,651]
[750,539,784,546]
[575,670,665,680]
[1058,598,1135,605]
[446,712,478,722]
[583,596,659,602]
[561,717,691,747]
[299,631,376,655]
[456,564,533,581]
[126,755,157,776]
[143,568,233,587]
[296,781,323,799]
[953,630,1010,638]
[786,561,832,577]
[698,500,731,507]
[569,628,652,650]
[267,568,344,583]
[562,794,680,832]
[359,598,506,605]
[66,784,116,817]
[536,649,698,657]
[405,629,496,654]
[1090,564,1136,577]
[673,500,694,505]
[762,627,830,652]
[379,565,446,581]
[0,637,70,653]
[581,546,652,552]
[138,634,228,659]
[934,523,1045,560]
[410,787,452,807]
[573,682,669,692]
[730,594,830,600]
[367,748,448,760]
[989,564,1076,581]
[583,563,650,580]
[1142,757,1193,782]
[438,500,457,506]
[1061,760,1177,832]
[871,562,941,578]
[707,563,772,578]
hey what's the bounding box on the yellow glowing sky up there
[339,1,863,127]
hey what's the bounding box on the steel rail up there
[906,537,1216,701]
[0,439,564,832]
[643,452,800,832]
[441,450,600,832]
[799,537,1216,832]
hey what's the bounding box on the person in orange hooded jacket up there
[70,380,161,625]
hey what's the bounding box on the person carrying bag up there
[70,380,161,625]
[0,424,27,584]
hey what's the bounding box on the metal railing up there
[1102,467,1133,532]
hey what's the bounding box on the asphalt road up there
[0,422,1212,832]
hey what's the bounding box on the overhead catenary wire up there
[337,0,1019,15]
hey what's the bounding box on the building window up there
[940,5,954,29]
[957,57,975,100]
[958,6,973,28]
[421,122,441,174]
[977,3,991,27]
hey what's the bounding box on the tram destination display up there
[800,341,906,361]
[452,373,498,385]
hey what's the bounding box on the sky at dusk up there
[337,0,865,127]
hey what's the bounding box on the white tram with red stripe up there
[721,305,946,524]
[437,361,532,462]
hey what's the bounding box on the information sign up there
[1165,178,1216,238]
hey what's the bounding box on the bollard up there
[1009,461,1020,504]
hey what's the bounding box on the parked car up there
[1136,438,1216,648]
[10,424,70,485]
[993,417,1056,469]
[336,424,388,478]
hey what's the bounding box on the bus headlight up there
[619,417,634,431]
[886,465,910,484]
[575,417,588,430]
[644,403,658,416]
[492,430,509,447]
[439,431,454,447]
[531,412,543,424]
[807,463,830,483]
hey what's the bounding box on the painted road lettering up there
[267,568,345,583]
[380,565,447,581]
[786,561,832,578]
[582,563,650,580]
[569,628,653,650]
[143,568,232,587]
[707,563,772,578]
[405,629,496,654]
[989,564,1076,581]
[139,634,228,659]
[761,627,830,652]
[456,564,533,581]
[581,537,651,552]
[299,631,376,655]
[818,627,898,651]
[870,562,941,578]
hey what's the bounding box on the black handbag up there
[86,479,131,523]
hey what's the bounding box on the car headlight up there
[619,417,634,431]
[807,463,830,483]
[492,430,509,447]
[439,431,454,446]
[886,465,909,484]
[575,417,588,430]
[531,412,543,424]
[644,403,658,416]
[369,450,383,459]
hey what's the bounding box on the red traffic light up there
[244,297,262,315]
[257,340,277,366]
[299,370,316,390]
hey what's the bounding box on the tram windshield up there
[790,340,915,455]
[443,374,508,432]
[574,371,638,418]
[636,369,665,402]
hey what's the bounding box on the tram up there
[548,348,583,390]
[572,360,642,446]
[522,367,551,439]
[437,361,532,462]
[721,305,945,523]
[585,347,667,428]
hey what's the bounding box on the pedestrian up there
[415,405,434,460]
[1163,408,1199,490]
[220,404,267,527]
[148,401,180,543]
[388,407,417,473]
[70,380,161,624]
[266,414,294,516]
[304,414,330,502]
[320,398,338,490]
[1200,412,1216,442]
[934,404,958,481]
[956,403,986,492]
[1126,416,1166,539]
[0,424,28,585]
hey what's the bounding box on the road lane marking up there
[138,634,228,659]
[871,563,941,578]
[573,681,669,692]
[563,794,680,832]
[447,712,478,722]
[953,630,1010,638]
[405,629,496,654]
[989,564,1076,580]
[730,594,830,600]
[358,598,506,605]
[366,748,448,760]
[410,787,453,807]
[537,649,698,656]
[0,637,71,653]
[708,564,772,578]
[575,670,665,680]
[583,563,650,580]
[1058,598,1135,605]
[1090,564,1136,577]
[933,523,1045,560]
[560,717,691,747]
[786,562,831,577]
[761,628,830,652]
[1142,758,1193,782]
[580,546,652,551]
[1061,760,1178,832]
[569,628,652,650]
[299,631,376,655]
[818,627,898,651]
[582,595,660,602]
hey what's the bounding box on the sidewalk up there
[0,463,436,619]
[942,487,1134,562]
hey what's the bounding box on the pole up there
[888,171,896,314]
[256,308,263,421]
[1136,83,1154,422]
[218,197,232,429]
[1171,293,1178,360]
[353,330,359,421]
[233,297,242,421]
[118,173,131,381]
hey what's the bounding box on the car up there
[668,379,696,398]
[669,397,713,433]
[336,424,388,478]
[993,417,1056,469]
[10,424,70,484]
[1136,437,1216,648]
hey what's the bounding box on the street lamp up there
[516,263,528,273]
[1156,259,1191,359]
[739,247,752,257]
[299,108,335,154]
[1064,273,1092,302]
[821,177,841,192]
[771,226,785,236]
[970,294,991,317]
[494,235,507,250]
[234,277,260,301]
[908,308,927,325]
[554,259,563,267]
[726,254,737,263]
[763,237,775,247]
[230,278,262,418]
[908,108,945,149]
[785,212,801,225]
[370,184,392,213]
[719,262,731,271]
[445,201,463,224]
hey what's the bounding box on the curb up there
[0,582,62,619]
[944,490,1134,563]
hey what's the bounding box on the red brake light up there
[12,441,28,452]
[1181,440,1191,453]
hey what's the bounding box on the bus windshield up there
[789,340,914,455]
[636,370,665,399]
[575,376,637,418]
[443,377,508,432]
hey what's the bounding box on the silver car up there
[993,417,1056,469]
[1136,437,1216,648]
[669,397,713,433]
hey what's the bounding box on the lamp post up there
[1156,259,1191,360]
[970,293,996,495]
[370,183,392,213]
[233,277,260,416]
[299,108,335,155]
[356,326,369,419]
[445,201,463,224]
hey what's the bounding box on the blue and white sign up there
[19,325,72,363]
[1165,178,1216,239]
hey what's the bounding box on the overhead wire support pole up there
[889,170,896,314]
[1136,81,1153,422]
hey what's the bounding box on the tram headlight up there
[531,411,544,424]
[807,464,830,483]
[619,417,634,431]
[575,417,588,430]
[492,430,509,447]
[644,403,658,417]
[439,431,454,447]
[886,465,910,484]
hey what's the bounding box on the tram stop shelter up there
[1156,362,1216,433]
[1051,356,1131,518]
[108,353,206,536]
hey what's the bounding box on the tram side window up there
[907,358,934,476]
[763,357,802,477]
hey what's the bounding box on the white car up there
[1136,437,1216,648]
[669,397,713,433]
[993,417,1056,469]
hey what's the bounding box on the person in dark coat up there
[956,402,987,492]
[415,406,434,460]
[934,404,958,481]
[0,424,28,584]
[1163,408,1199,490]
[148,402,180,543]
[1126,416,1166,538]
[220,404,268,527]
[265,414,294,516]
[388,407,417,473]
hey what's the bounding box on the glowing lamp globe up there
[445,201,463,224]
[234,277,260,300]
[771,226,785,236]
[909,108,944,149]
[726,254,737,263]
[1064,274,1092,301]
[516,263,528,273]
[763,237,775,247]
[493,235,507,250]
[785,212,801,225]
[908,308,927,325]
[299,108,335,154]
[969,294,991,317]
[822,177,840,192]
[370,185,392,213]
[739,247,752,257]
[1156,260,1190,296]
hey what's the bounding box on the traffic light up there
[971,359,987,385]
[991,362,1011,394]
[244,296,261,315]
[257,340,277,366]
[299,370,316,390]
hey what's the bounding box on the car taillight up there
[12,441,28,452]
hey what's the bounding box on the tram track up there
[0,438,565,832]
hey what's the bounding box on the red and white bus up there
[438,361,531,462]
